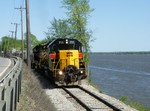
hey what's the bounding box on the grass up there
[17,62,56,111]
[120,96,150,111]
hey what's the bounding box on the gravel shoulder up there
[17,62,56,111]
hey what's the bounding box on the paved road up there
[0,57,11,77]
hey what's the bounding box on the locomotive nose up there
[59,50,79,70]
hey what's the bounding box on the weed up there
[120,96,150,111]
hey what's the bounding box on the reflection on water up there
[89,66,150,76]
[89,54,150,108]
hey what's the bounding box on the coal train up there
[31,38,87,85]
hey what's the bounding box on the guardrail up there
[0,57,22,111]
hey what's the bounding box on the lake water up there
[89,53,150,108]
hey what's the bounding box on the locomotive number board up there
[58,40,75,44]
[66,52,73,57]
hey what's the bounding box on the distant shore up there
[90,51,150,54]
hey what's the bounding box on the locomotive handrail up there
[54,59,61,77]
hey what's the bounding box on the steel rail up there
[62,85,123,111]
[78,86,122,111]
[62,87,92,111]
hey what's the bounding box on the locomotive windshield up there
[51,44,82,52]
[50,39,82,52]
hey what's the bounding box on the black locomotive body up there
[31,38,87,85]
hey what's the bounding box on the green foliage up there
[1,36,24,51]
[120,96,128,102]
[46,18,72,40]
[62,0,94,54]
[30,34,39,46]
[1,33,39,52]
[24,33,39,48]
[38,39,47,44]
[120,96,150,111]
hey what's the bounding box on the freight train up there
[31,38,87,85]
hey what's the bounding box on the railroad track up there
[61,86,123,111]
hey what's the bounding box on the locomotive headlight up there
[58,70,63,75]
[66,39,68,44]
[80,70,84,74]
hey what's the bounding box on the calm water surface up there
[89,54,150,108]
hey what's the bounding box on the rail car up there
[31,38,87,85]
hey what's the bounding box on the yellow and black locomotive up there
[31,38,87,85]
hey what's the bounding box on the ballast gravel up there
[45,81,137,111]
[80,84,137,111]
[45,89,79,111]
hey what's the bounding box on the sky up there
[0,0,150,52]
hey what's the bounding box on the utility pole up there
[9,31,14,52]
[11,23,20,50]
[15,6,25,59]
[6,36,10,52]
[9,31,14,39]
[26,0,31,68]
[4,39,7,56]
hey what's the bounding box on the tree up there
[24,33,39,48]
[1,36,14,51]
[62,0,94,62]
[39,39,47,44]
[46,18,72,40]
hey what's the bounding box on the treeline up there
[0,33,39,51]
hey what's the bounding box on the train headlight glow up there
[66,39,68,44]
[58,70,63,75]
[80,70,84,74]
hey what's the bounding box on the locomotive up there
[31,38,87,85]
